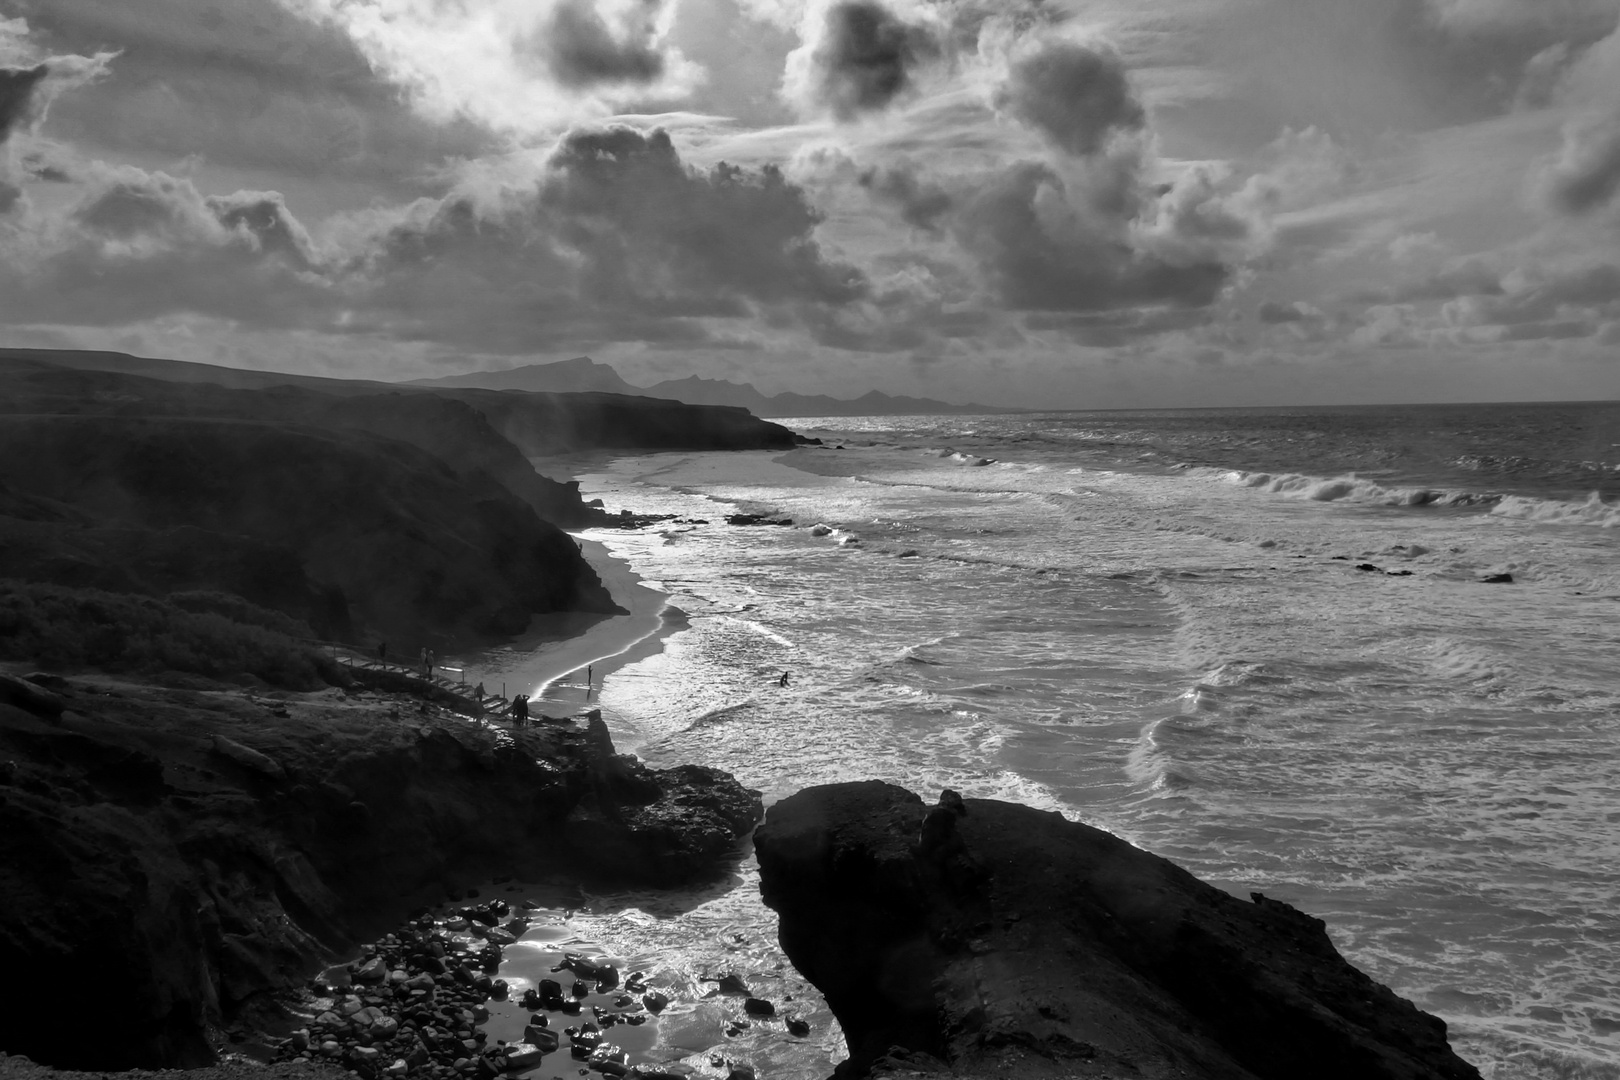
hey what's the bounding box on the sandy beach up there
[453,535,680,714]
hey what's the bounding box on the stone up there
[354,1046,382,1063]
[785,1018,809,1038]
[572,981,591,998]
[0,673,65,719]
[504,1043,547,1070]
[742,998,774,1017]
[355,957,389,984]
[1483,572,1514,584]
[595,965,619,992]
[715,973,749,995]
[723,1062,755,1080]
[485,927,518,947]
[641,991,670,1014]
[588,1045,627,1067]
[209,734,286,780]
[523,1027,559,1052]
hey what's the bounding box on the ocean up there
[507,403,1620,1080]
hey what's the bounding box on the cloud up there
[344,125,871,351]
[1257,300,1308,323]
[278,0,703,135]
[0,165,330,329]
[784,0,940,120]
[1441,261,1620,328]
[858,161,953,232]
[991,36,1144,158]
[1539,110,1620,214]
[953,161,1228,313]
[529,0,670,88]
[0,64,46,145]
[22,1,494,189]
[1424,0,1619,40]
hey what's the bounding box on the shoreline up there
[454,460,683,715]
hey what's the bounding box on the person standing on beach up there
[378,641,387,661]
[779,671,790,687]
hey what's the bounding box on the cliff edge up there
[754,781,1480,1080]
[0,672,762,1071]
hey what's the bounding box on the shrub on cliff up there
[0,580,331,689]
[165,589,316,639]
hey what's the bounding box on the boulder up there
[504,1043,548,1069]
[209,734,287,780]
[0,674,64,719]
[756,781,1481,1080]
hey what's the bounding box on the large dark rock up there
[755,782,1480,1080]
[0,677,762,1071]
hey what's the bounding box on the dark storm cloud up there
[0,64,47,144]
[803,1,939,120]
[992,38,1145,157]
[1540,112,1620,215]
[953,162,1227,313]
[351,125,869,351]
[858,162,953,232]
[536,0,668,88]
[21,0,499,189]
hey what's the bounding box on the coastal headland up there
[756,781,1481,1080]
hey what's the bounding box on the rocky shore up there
[0,669,762,1072]
[755,782,1482,1080]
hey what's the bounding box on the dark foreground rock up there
[0,674,762,1072]
[755,782,1480,1080]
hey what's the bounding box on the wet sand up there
[455,535,680,713]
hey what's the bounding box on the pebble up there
[274,897,805,1080]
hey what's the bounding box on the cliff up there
[0,410,615,649]
[0,671,763,1071]
[754,782,1481,1080]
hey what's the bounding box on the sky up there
[1,0,1619,408]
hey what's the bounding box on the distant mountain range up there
[408,357,1017,417]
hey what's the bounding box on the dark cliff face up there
[0,676,763,1071]
[755,782,1482,1080]
[0,414,616,649]
[421,388,801,455]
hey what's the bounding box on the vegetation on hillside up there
[0,580,336,690]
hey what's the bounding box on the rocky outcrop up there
[755,782,1480,1080]
[0,675,762,1071]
